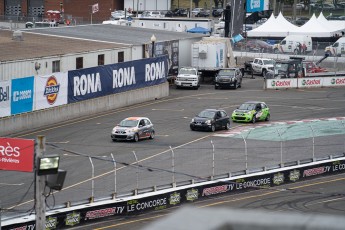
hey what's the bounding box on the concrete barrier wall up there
[0,83,169,136]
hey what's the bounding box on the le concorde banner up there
[67,56,168,103]
[0,137,35,172]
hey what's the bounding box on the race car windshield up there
[198,110,215,118]
[119,120,138,127]
[239,103,255,110]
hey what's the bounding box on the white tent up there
[247,12,298,37]
[317,12,345,34]
[291,14,334,37]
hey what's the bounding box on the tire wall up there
[0,83,169,136]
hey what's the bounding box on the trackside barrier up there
[265,76,345,90]
[3,155,345,229]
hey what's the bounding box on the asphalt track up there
[1,74,345,228]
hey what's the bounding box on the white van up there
[325,37,345,57]
[273,35,312,54]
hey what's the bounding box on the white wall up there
[0,48,131,81]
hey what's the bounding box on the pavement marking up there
[0,183,24,186]
[152,108,184,111]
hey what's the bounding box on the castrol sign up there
[266,79,297,89]
[0,138,34,172]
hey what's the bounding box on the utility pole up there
[35,135,46,230]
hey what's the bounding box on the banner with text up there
[67,56,168,103]
[0,80,11,117]
[11,76,34,115]
[0,138,35,172]
[35,72,68,110]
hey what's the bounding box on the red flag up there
[92,3,99,14]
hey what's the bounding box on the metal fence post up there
[132,151,139,192]
[341,121,345,154]
[211,140,215,180]
[88,157,94,202]
[276,128,284,167]
[241,134,248,171]
[309,124,315,160]
[170,146,176,187]
[110,153,117,198]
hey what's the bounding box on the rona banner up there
[67,56,168,103]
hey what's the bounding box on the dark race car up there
[190,109,230,132]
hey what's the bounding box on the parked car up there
[214,68,243,89]
[295,16,309,25]
[231,101,270,123]
[212,8,223,17]
[296,3,305,10]
[316,3,335,10]
[192,8,204,16]
[190,109,230,132]
[172,8,188,17]
[111,117,155,142]
[236,39,274,53]
[196,9,210,17]
[163,10,174,17]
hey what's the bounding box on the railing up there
[2,118,344,220]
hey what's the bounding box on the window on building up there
[118,52,124,63]
[76,57,83,69]
[52,60,60,73]
[98,54,104,66]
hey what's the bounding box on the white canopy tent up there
[291,14,335,37]
[317,12,345,35]
[247,12,298,37]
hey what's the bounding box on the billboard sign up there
[246,0,269,13]
[35,72,68,110]
[67,56,168,103]
[0,138,35,172]
[11,76,34,115]
[0,80,11,118]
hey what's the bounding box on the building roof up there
[23,24,206,46]
[0,29,128,62]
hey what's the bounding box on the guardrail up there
[3,153,345,229]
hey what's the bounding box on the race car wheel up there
[265,114,270,121]
[149,131,155,139]
[133,134,139,142]
[210,124,216,132]
[225,122,230,130]
[252,116,256,124]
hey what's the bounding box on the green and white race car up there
[231,101,270,123]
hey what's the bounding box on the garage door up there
[5,0,21,16]
[28,0,45,17]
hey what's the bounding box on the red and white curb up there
[214,117,345,137]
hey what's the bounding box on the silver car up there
[111,117,155,142]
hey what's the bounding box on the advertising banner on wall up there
[246,0,269,13]
[35,72,68,110]
[147,40,179,76]
[67,56,168,103]
[0,80,11,118]
[0,138,35,172]
[11,76,34,115]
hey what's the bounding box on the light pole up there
[151,34,156,57]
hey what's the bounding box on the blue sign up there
[68,56,168,103]
[246,0,266,13]
[11,77,34,115]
